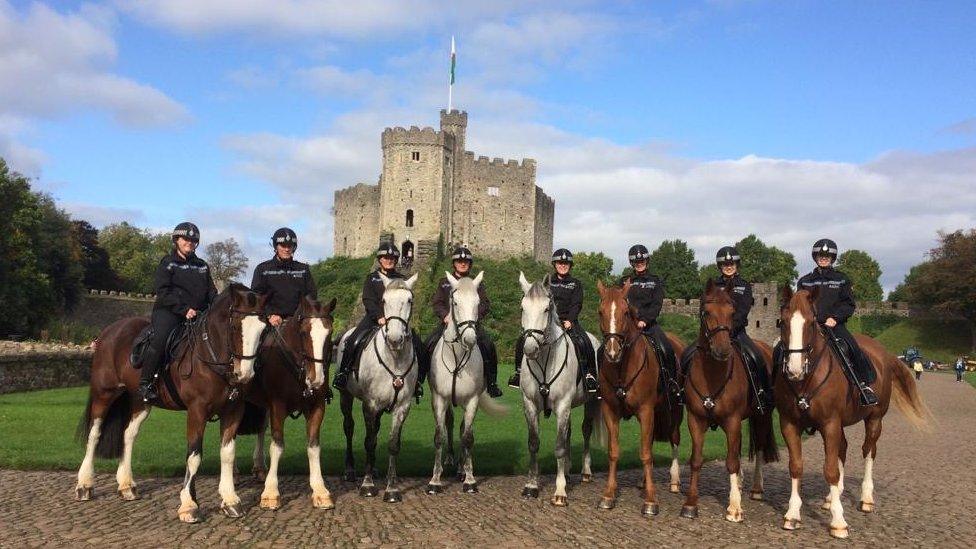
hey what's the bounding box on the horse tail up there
[889,357,933,431]
[236,402,267,436]
[75,392,131,459]
[747,412,779,463]
[593,402,608,449]
[477,392,509,417]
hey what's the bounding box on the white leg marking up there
[785,477,802,521]
[829,483,848,535]
[861,456,875,504]
[788,311,805,376]
[77,418,103,488]
[239,315,266,383]
[726,472,743,522]
[838,460,845,494]
[670,444,681,490]
[117,409,150,491]
[218,439,240,505]
[308,445,329,498]
[179,452,202,510]
[310,320,328,389]
[262,441,284,503]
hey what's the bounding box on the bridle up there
[193,298,263,376]
[779,306,832,419]
[445,288,479,343]
[270,309,333,400]
[519,294,569,415]
[440,286,481,407]
[374,287,416,412]
[600,296,648,400]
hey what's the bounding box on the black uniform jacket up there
[797,266,856,324]
[715,274,753,335]
[363,268,405,323]
[250,256,317,317]
[620,272,665,325]
[153,251,217,316]
[432,273,490,321]
[549,273,583,324]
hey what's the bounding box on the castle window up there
[756,320,761,328]
[487,186,500,197]
[763,297,768,307]
[405,209,414,227]
[411,151,420,161]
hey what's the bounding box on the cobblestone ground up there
[2,373,972,548]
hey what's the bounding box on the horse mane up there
[526,281,549,300]
[790,289,816,316]
[385,278,410,291]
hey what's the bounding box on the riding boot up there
[413,330,427,400]
[571,328,599,393]
[508,332,527,388]
[648,327,683,405]
[478,328,502,398]
[332,333,358,390]
[825,326,879,407]
[138,360,159,403]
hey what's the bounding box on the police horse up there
[516,273,601,506]
[335,273,420,502]
[425,271,508,494]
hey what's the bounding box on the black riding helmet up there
[376,242,400,260]
[812,238,838,262]
[552,248,573,265]
[628,244,649,265]
[452,246,474,264]
[171,222,200,243]
[272,227,298,250]
[715,246,740,267]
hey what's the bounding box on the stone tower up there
[747,282,781,345]
[439,109,467,244]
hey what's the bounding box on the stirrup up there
[507,373,521,389]
[138,383,158,403]
[486,383,503,398]
[859,384,879,407]
[583,374,599,393]
[332,370,349,390]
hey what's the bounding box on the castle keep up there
[333,110,555,262]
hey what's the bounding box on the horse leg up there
[177,408,207,523]
[636,404,658,516]
[260,402,287,510]
[306,402,334,510]
[445,405,456,470]
[669,442,681,494]
[427,394,448,494]
[217,404,245,518]
[781,416,804,530]
[724,416,744,522]
[859,417,883,513]
[75,390,114,501]
[821,421,849,538]
[340,390,356,482]
[581,398,595,482]
[681,412,706,518]
[359,407,380,497]
[598,402,620,510]
[460,397,479,492]
[751,451,764,501]
[551,403,571,506]
[252,415,268,481]
[823,430,848,510]
[116,401,150,500]
[521,397,541,499]
[383,404,409,503]
[456,415,466,483]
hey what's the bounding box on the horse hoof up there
[641,502,659,516]
[220,502,244,519]
[598,497,616,510]
[669,483,680,494]
[750,491,764,501]
[343,471,356,483]
[456,471,465,483]
[521,487,539,499]
[680,505,699,519]
[252,468,267,482]
[462,482,478,494]
[725,510,743,523]
[312,494,335,510]
[260,495,281,510]
[118,486,139,501]
[581,474,592,483]
[830,525,849,539]
[550,495,567,507]
[359,486,379,498]
[425,484,443,495]
[383,490,402,503]
[179,508,202,523]
[75,486,93,501]
[859,501,875,513]
[782,518,801,530]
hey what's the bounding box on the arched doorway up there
[401,240,415,269]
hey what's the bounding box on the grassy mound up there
[868,317,972,363]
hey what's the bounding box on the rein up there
[439,288,481,407]
[687,309,735,427]
[270,313,332,403]
[519,300,570,417]
[781,321,833,433]
[602,330,650,403]
[372,331,416,413]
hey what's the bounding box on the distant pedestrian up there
[913,359,923,381]
[956,357,966,382]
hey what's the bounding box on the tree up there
[205,238,249,287]
[649,239,700,299]
[902,229,976,350]
[734,234,798,286]
[888,263,927,302]
[836,249,883,301]
[72,220,120,290]
[572,252,615,285]
[100,222,170,293]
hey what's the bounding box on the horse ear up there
[705,277,715,294]
[405,273,419,290]
[806,284,821,304]
[542,273,551,289]
[446,271,459,289]
[518,271,532,294]
[379,272,391,287]
[473,270,484,287]
[779,285,793,308]
[326,296,337,313]
[597,279,606,296]
[622,279,632,295]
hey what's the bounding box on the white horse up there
[335,273,419,502]
[517,272,602,506]
[426,271,508,494]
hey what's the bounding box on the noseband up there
[601,331,638,364]
[446,289,479,343]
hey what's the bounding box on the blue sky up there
[2,0,975,291]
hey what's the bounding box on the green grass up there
[965,371,976,390]
[0,364,777,478]
[868,317,972,363]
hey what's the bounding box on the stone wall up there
[0,347,93,393]
[333,182,380,257]
[533,187,555,262]
[66,291,153,332]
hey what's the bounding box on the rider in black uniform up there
[425,247,503,398]
[332,243,428,397]
[138,222,217,402]
[508,249,599,393]
[251,227,317,325]
[795,239,879,406]
[620,244,682,403]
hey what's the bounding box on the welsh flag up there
[450,36,456,85]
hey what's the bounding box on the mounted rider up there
[251,227,317,326]
[508,248,599,393]
[795,238,879,406]
[332,242,428,397]
[712,245,773,412]
[426,246,503,398]
[620,244,683,403]
[138,222,217,403]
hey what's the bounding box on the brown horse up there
[246,295,338,511]
[595,280,684,515]
[680,278,778,521]
[776,286,929,538]
[74,284,268,523]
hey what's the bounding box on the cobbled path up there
[1,373,972,547]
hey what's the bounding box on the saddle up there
[349,326,381,379]
[130,323,189,370]
[643,331,680,398]
[824,331,877,385]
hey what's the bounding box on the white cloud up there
[61,202,146,227]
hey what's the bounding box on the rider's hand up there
[185,308,197,320]
[444,315,450,324]
[563,320,572,329]
[269,314,282,327]
[637,320,647,329]
[825,318,837,328]
[378,317,387,326]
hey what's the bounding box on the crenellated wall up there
[333,182,381,257]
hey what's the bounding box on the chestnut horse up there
[776,286,928,538]
[681,278,778,521]
[595,280,684,515]
[74,284,267,523]
[246,295,338,511]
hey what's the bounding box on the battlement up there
[381,125,450,148]
[467,153,536,170]
[439,109,468,127]
[854,301,911,317]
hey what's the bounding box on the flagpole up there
[448,36,455,112]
